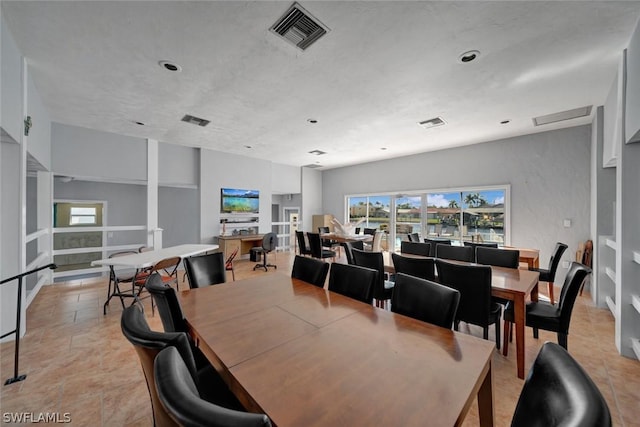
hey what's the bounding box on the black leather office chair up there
[533,242,568,304]
[435,259,501,348]
[391,273,460,329]
[352,248,393,308]
[121,305,243,427]
[253,232,278,272]
[391,252,435,281]
[511,342,611,427]
[154,346,272,427]
[328,263,376,304]
[291,255,330,287]
[295,231,312,257]
[435,244,474,262]
[400,241,431,257]
[184,252,226,288]
[503,262,591,355]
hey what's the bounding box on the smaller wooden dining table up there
[384,252,539,379]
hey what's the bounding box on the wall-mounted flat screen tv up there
[221,188,260,214]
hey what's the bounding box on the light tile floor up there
[1,251,639,426]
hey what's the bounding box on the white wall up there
[52,123,147,182]
[323,126,592,284]
[200,149,273,243]
[1,13,23,142]
[626,16,640,143]
[159,142,198,187]
[272,163,301,194]
[301,167,323,232]
[26,73,51,170]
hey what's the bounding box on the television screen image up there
[221,188,260,213]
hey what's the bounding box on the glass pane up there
[70,207,96,215]
[462,190,505,244]
[395,196,422,250]
[70,216,96,225]
[348,197,368,224]
[367,196,391,233]
[426,193,461,238]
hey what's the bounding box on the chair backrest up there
[318,226,330,234]
[328,263,376,304]
[557,262,592,331]
[184,252,226,289]
[355,227,361,235]
[295,231,311,256]
[511,342,611,427]
[436,244,474,262]
[391,253,435,281]
[340,242,359,265]
[291,255,330,287]
[363,228,377,236]
[400,241,431,257]
[424,238,451,257]
[261,232,277,252]
[121,305,198,427]
[154,346,272,427]
[435,259,493,327]
[476,247,520,269]
[150,256,181,276]
[145,273,188,333]
[544,242,569,281]
[408,233,420,242]
[351,248,385,300]
[225,247,239,270]
[306,232,323,258]
[463,241,498,249]
[371,231,384,252]
[391,273,460,329]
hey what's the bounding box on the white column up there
[147,139,160,248]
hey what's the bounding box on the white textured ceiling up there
[3,1,640,170]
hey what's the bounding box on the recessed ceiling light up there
[458,50,480,63]
[307,119,318,124]
[380,147,387,150]
[244,145,252,149]
[500,120,511,125]
[308,149,326,155]
[133,121,145,126]
[159,60,182,72]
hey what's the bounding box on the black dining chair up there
[340,241,364,265]
[475,247,520,269]
[400,241,431,257]
[352,248,394,309]
[435,244,474,262]
[327,262,376,304]
[295,231,312,257]
[391,273,460,329]
[424,238,451,257]
[318,226,341,254]
[510,342,611,427]
[184,252,226,288]
[463,241,499,262]
[503,262,591,355]
[435,259,502,348]
[391,252,435,281]
[252,232,278,272]
[408,232,420,242]
[145,273,189,333]
[154,346,272,427]
[532,242,568,304]
[121,305,244,427]
[291,255,330,287]
[307,232,336,261]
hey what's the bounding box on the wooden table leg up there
[514,294,526,379]
[477,361,494,427]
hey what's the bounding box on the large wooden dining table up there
[384,252,540,379]
[180,273,496,426]
[320,232,373,244]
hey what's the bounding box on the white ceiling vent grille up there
[270,3,328,51]
[419,117,446,129]
[181,114,210,127]
[533,106,592,126]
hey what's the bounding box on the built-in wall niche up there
[219,214,259,236]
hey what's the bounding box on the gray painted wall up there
[52,123,147,182]
[158,142,198,187]
[301,168,323,232]
[1,13,23,142]
[159,186,199,247]
[626,17,640,143]
[272,163,301,194]
[26,73,51,170]
[323,126,592,284]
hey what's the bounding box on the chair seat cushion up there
[526,301,561,330]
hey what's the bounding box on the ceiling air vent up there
[308,149,326,155]
[181,114,210,127]
[270,3,328,51]
[533,106,592,126]
[302,164,323,169]
[419,117,446,129]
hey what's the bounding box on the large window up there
[347,186,508,251]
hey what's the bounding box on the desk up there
[384,252,539,379]
[92,244,218,313]
[218,234,264,260]
[180,274,495,426]
[320,233,373,244]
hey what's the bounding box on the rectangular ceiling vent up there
[533,106,592,126]
[302,163,323,169]
[181,114,210,127]
[419,117,446,129]
[270,3,328,51]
